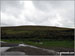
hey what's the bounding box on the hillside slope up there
[1,26,74,40]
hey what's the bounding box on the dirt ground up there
[1,42,74,55]
[6,47,57,55]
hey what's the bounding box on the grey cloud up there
[1,0,23,15]
[1,0,74,28]
[32,1,74,28]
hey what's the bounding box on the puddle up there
[18,44,29,47]
[18,44,38,48]
[0,47,11,53]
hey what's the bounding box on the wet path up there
[0,47,11,53]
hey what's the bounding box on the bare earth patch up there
[6,47,57,55]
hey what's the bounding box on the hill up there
[1,25,74,40]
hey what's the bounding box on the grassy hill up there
[1,25,74,40]
[1,25,73,30]
[1,26,74,51]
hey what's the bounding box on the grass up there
[2,39,74,48]
[5,30,34,34]
[1,26,74,52]
[24,40,74,48]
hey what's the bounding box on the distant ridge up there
[1,25,74,30]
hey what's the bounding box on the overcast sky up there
[0,0,74,28]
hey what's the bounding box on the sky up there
[0,0,75,28]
